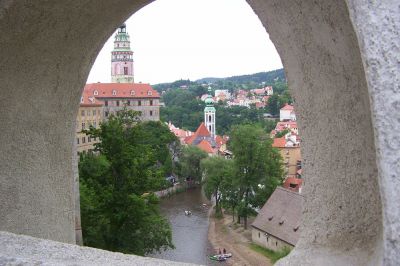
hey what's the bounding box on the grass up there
[249,243,291,264]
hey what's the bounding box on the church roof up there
[197,139,215,154]
[84,83,160,99]
[194,122,211,137]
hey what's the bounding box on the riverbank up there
[208,210,273,266]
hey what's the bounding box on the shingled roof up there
[252,187,303,246]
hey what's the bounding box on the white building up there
[280,104,296,121]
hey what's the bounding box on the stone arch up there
[0,0,398,264]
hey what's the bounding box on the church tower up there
[204,87,216,138]
[111,24,134,83]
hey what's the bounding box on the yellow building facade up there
[76,98,103,154]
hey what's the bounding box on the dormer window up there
[147,91,152,96]
[94,90,98,96]
[112,90,117,96]
[130,90,135,96]
[80,97,84,103]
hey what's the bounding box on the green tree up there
[201,157,234,214]
[79,109,174,255]
[179,145,208,183]
[229,124,284,229]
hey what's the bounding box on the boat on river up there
[209,253,232,261]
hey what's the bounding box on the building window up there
[112,90,117,96]
[82,137,86,143]
[87,110,90,116]
[116,100,120,106]
[88,137,91,143]
[150,100,153,106]
[81,123,85,130]
[150,110,153,116]
[276,242,278,246]
[77,138,79,144]
[105,111,109,117]
[94,90,98,96]
[81,110,85,116]
[92,110,96,116]
[124,67,128,75]
[209,115,211,122]
[105,101,108,107]
[138,100,141,106]
[127,100,130,106]
[93,122,97,128]
[258,232,260,238]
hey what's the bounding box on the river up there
[149,187,218,265]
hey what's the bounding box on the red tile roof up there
[272,137,286,148]
[283,177,303,192]
[194,122,211,137]
[281,104,294,111]
[84,83,160,99]
[80,90,103,106]
[197,139,214,154]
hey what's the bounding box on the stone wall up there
[251,227,293,252]
[0,231,194,266]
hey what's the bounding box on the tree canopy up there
[79,109,176,255]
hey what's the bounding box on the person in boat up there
[223,248,226,254]
[218,248,221,254]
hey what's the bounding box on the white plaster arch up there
[0,0,398,265]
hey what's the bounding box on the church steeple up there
[204,86,216,138]
[111,24,134,83]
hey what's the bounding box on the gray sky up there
[87,0,282,85]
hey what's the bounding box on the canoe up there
[209,255,226,261]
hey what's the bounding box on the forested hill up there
[196,68,285,84]
[152,68,286,93]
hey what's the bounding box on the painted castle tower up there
[204,87,216,138]
[111,24,134,83]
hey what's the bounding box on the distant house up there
[280,104,296,121]
[272,133,301,177]
[252,187,304,251]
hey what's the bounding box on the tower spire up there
[111,24,134,83]
[204,86,216,138]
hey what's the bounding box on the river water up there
[149,187,218,265]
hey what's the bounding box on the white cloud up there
[87,0,282,84]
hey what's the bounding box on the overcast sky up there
[87,0,282,85]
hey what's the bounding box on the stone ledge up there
[0,231,198,266]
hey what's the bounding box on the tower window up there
[150,100,153,106]
[124,67,128,75]
[209,115,211,122]
[105,101,108,106]
[209,125,211,132]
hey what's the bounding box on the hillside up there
[196,68,286,84]
[152,68,286,93]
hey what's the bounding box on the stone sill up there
[0,231,198,266]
